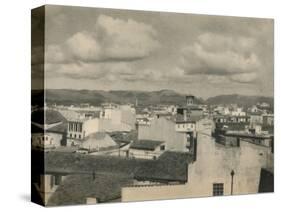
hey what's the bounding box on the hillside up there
[36,89,203,106]
[31,89,273,109]
[206,94,274,108]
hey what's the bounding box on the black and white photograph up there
[31,4,274,207]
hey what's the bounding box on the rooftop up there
[80,132,118,151]
[32,150,191,182]
[225,131,273,139]
[31,110,67,133]
[130,140,164,151]
[32,150,191,205]
[109,130,138,145]
[32,109,67,125]
[47,173,132,206]
[135,151,191,182]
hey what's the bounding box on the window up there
[236,138,240,147]
[213,183,224,196]
[50,175,55,189]
[55,175,62,185]
[70,133,72,138]
[79,134,81,139]
[160,145,165,151]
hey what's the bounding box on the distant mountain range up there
[31,89,273,108]
[206,94,273,109]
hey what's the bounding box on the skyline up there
[32,5,274,98]
[36,88,274,100]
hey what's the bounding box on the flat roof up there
[130,140,164,151]
[225,131,273,139]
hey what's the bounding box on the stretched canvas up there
[31,5,274,207]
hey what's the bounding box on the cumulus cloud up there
[180,32,261,83]
[230,72,258,83]
[45,62,134,80]
[45,14,159,64]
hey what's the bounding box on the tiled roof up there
[80,132,117,151]
[32,150,191,205]
[58,109,81,121]
[33,150,190,183]
[109,130,138,144]
[130,140,164,151]
[225,131,273,139]
[135,151,191,182]
[47,174,132,206]
[31,109,67,125]
[47,122,67,134]
[31,109,67,134]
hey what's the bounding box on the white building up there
[67,118,99,146]
[100,104,136,132]
[129,139,165,160]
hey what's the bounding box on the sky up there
[32,5,274,98]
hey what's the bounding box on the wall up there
[120,107,136,129]
[190,109,204,119]
[99,119,132,132]
[122,184,189,202]
[185,129,271,197]
[83,118,99,137]
[99,106,136,132]
[129,146,163,159]
[32,132,63,149]
[250,115,263,124]
[122,121,272,202]
[35,175,59,205]
[138,117,187,151]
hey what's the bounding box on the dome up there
[31,109,67,125]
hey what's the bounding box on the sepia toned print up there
[31,5,274,206]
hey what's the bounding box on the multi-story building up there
[176,95,204,121]
[100,104,136,132]
[138,116,188,152]
[67,118,99,146]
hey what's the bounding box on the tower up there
[186,95,195,106]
